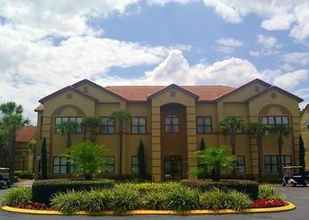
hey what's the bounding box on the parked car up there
[282,166,308,187]
[0,167,10,188]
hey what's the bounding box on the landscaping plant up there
[258,185,285,200]
[51,191,85,215]
[69,141,107,180]
[1,187,32,206]
[112,184,140,214]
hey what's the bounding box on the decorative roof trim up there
[147,84,199,100]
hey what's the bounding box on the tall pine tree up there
[41,137,48,179]
[137,140,146,179]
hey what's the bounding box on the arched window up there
[165,114,179,133]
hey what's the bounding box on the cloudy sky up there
[1,0,309,123]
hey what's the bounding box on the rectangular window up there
[103,156,115,174]
[197,117,212,134]
[131,117,146,134]
[101,117,115,134]
[53,156,71,175]
[165,114,179,133]
[264,155,292,175]
[261,116,289,127]
[236,156,246,175]
[55,116,82,134]
[131,156,139,175]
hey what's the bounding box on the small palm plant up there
[57,121,79,148]
[195,146,235,181]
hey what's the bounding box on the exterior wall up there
[15,142,33,172]
[301,108,309,170]
[36,80,303,180]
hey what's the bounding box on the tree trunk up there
[278,135,283,177]
[9,127,16,183]
[119,120,123,176]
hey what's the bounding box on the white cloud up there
[282,52,309,67]
[215,38,243,53]
[200,0,309,40]
[273,69,309,89]
[250,34,281,56]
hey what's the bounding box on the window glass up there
[131,156,139,175]
[103,156,115,174]
[101,117,115,134]
[55,117,83,134]
[53,156,71,175]
[131,117,146,134]
[261,116,289,127]
[197,117,212,134]
[236,156,246,175]
[165,115,179,133]
[264,155,292,175]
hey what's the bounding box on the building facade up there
[301,105,309,170]
[35,79,303,181]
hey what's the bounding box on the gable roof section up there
[105,85,233,101]
[246,86,303,103]
[72,79,127,101]
[147,84,199,100]
[216,78,272,101]
[39,85,99,103]
[16,126,37,143]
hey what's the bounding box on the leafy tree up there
[137,140,146,179]
[247,122,269,179]
[195,146,235,181]
[69,141,106,180]
[299,135,305,173]
[269,124,290,177]
[220,116,244,155]
[41,137,48,179]
[111,110,131,175]
[197,138,207,179]
[81,116,101,142]
[57,121,79,148]
[0,102,29,182]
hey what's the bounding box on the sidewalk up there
[14,179,34,187]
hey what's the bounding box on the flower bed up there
[1,182,292,215]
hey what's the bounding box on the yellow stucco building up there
[301,105,309,171]
[35,78,304,181]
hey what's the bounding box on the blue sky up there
[0,0,309,121]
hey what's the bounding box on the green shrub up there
[119,182,181,194]
[141,191,168,210]
[51,191,85,215]
[181,179,259,199]
[83,190,114,213]
[200,189,251,210]
[112,184,140,213]
[164,185,199,211]
[224,191,251,211]
[15,171,34,179]
[1,187,32,206]
[258,185,285,200]
[32,179,114,204]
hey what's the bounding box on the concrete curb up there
[1,202,296,216]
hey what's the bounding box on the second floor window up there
[165,114,179,133]
[131,117,146,134]
[261,116,289,127]
[101,117,115,134]
[55,117,82,134]
[197,117,212,134]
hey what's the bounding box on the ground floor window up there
[53,156,71,175]
[236,155,246,175]
[103,156,115,174]
[264,155,292,175]
[131,156,138,175]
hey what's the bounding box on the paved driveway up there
[0,186,308,220]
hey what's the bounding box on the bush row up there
[32,179,114,204]
[50,184,252,214]
[181,179,259,199]
[1,187,32,206]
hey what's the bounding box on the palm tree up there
[196,146,235,181]
[111,110,131,176]
[0,102,29,182]
[269,124,290,177]
[220,116,244,155]
[81,116,101,142]
[57,121,79,148]
[247,122,269,179]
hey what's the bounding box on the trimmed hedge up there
[181,179,259,199]
[32,179,114,204]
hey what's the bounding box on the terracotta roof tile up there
[16,126,37,143]
[105,85,234,101]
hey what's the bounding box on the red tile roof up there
[16,126,37,143]
[105,85,234,101]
